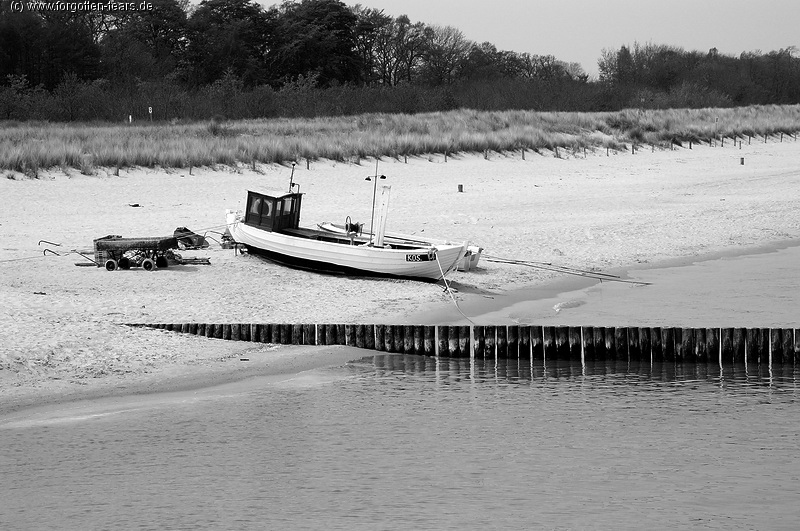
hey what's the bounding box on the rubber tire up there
[118,257,131,269]
[155,255,169,268]
[141,258,156,271]
[104,259,118,271]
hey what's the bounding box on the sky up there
[333,0,800,78]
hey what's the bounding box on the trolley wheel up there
[155,255,169,268]
[118,257,131,269]
[104,259,118,271]
[141,258,156,271]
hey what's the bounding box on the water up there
[2,356,799,530]
[421,240,800,328]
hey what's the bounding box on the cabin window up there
[245,193,277,230]
[283,197,294,214]
[249,197,261,216]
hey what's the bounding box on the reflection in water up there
[368,353,797,390]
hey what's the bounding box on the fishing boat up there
[316,221,483,271]
[225,182,467,281]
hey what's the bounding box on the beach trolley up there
[93,235,179,271]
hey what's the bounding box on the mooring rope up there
[482,254,651,286]
[435,250,475,325]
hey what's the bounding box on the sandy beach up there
[2,139,799,413]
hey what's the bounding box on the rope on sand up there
[435,250,475,325]
[482,254,651,286]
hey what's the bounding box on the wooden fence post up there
[555,326,570,360]
[473,326,485,359]
[365,324,375,350]
[412,325,423,354]
[459,325,470,359]
[507,325,519,359]
[650,327,662,362]
[404,325,414,353]
[496,326,508,359]
[375,324,385,352]
[325,323,336,346]
[568,327,582,360]
[677,328,693,362]
[303,324,315,345]
[638,327,651,362]
[660,327,674,362]
[279,324,292,344]
[385,325,395,352]
[485,325,496,360]
[531,326,544,361]
[794,328,800,365]
[720,327,733,364]
[448,325,459,357]
[424,326,435,356]
[706,328,720,366]
[354,324,365,349]
[292,324,303,345]
[392,325,404,353]
[438,326,449,357]
[614,327,628,361]
[732,328,746,363]
[581,326,593,361]
[519,325,531,361]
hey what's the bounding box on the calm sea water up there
[2,356,799,530]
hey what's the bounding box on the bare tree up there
[418,24,471,85]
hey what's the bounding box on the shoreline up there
[413,236,800,324]
[3,236,798,418]
[3,140,800,416]
[0,344,367,418]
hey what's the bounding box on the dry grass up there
[3,105,799,175]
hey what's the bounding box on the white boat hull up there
[317,222,483,271]
[227,212,467,281]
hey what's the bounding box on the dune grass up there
[3,105,800,176]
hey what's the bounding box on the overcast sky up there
[336,0,799,78]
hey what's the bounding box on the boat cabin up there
[244,190,303,233]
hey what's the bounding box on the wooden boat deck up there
[281,227,432,250]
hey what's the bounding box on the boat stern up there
[435,241,469,278]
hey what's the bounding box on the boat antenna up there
[365,160,386,246]
[288,162,296,193]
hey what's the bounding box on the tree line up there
[0,0,798,122]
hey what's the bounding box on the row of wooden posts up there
[238,132,796,170]
[135,323,800,366]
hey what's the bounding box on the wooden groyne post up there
[132,323,800,367]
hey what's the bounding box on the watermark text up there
[8,1,154,13]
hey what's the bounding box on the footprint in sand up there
[553,299,587,313]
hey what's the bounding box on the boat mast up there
[365,160,386,246]
[288,162,297,193]
[374,185,391,247]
